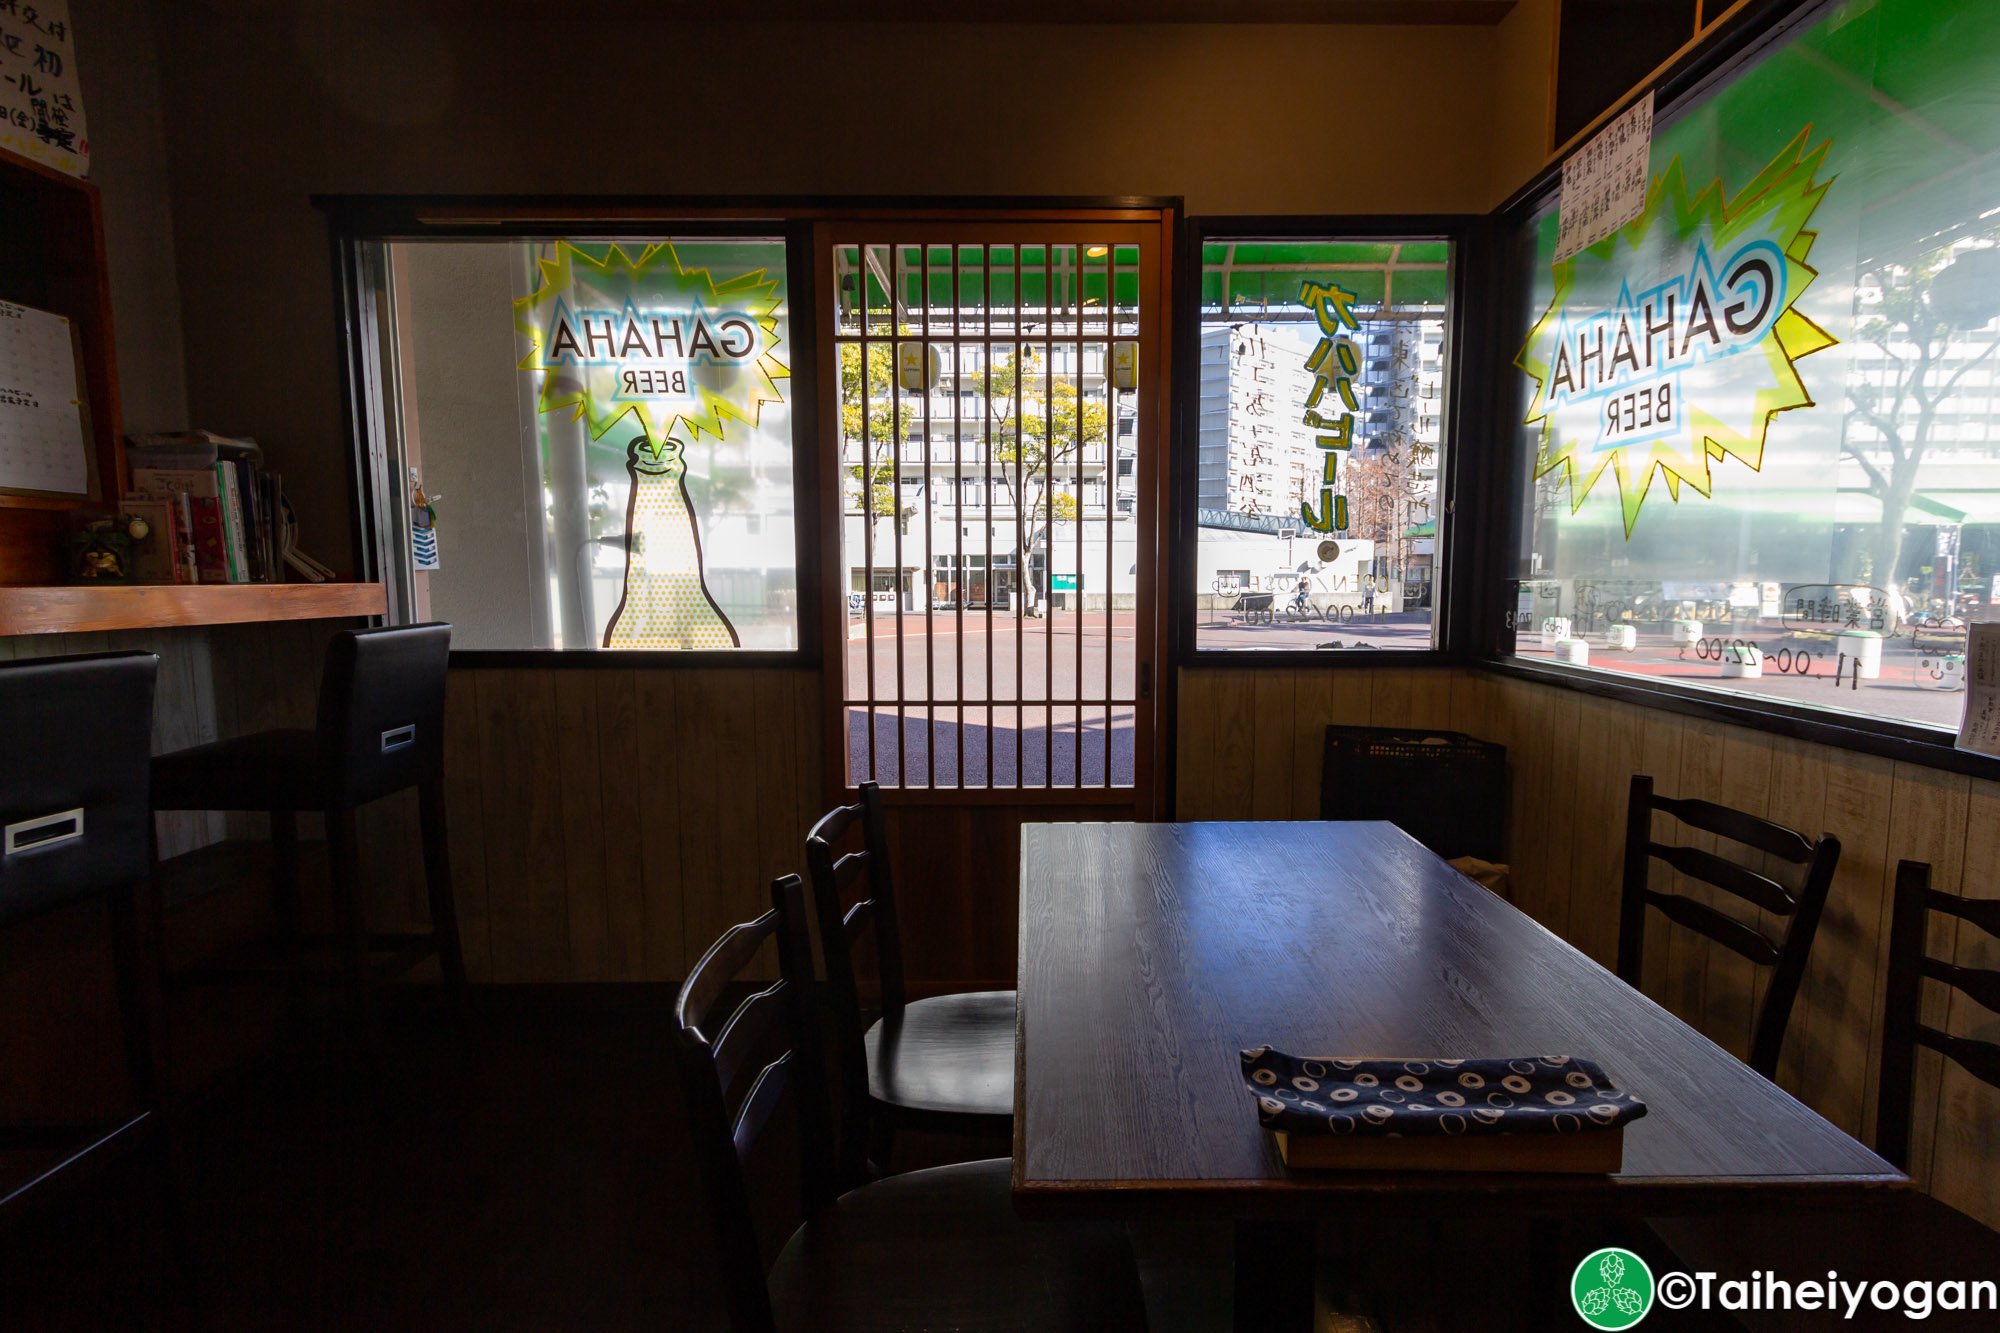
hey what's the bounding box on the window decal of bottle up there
[603,434,738,650]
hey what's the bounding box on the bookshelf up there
[0,143,122,584]
[0,582,386,635]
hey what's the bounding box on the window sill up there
[1479,655,2000,782]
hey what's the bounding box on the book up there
[1274,1127,1623,1174]
[119,497,187,585]
[213,460,249,582]
[130,467,228,583]
[175,491,199,584]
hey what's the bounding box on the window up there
[1501,0,2000,734]
[1191,236,1455,651]
[372,233,802,652]
[833,232,1158,789]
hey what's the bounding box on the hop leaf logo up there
[1571,1247,1654,1329]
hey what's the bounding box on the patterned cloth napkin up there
[1240,1048,1647,1137]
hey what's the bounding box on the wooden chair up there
[1879,858,2000,1173]
[1617,774,1839,1079]
[0,653,175,1223]
[805,781,1013,1183]
[674,873,1149,1333]
[1642,859,2000,1328]
[151,624,464,1019]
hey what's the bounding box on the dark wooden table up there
[1014,821,1905,1331]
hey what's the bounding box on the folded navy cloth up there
[1240,1048,1647,1137]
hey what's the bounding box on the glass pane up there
[375,235,799,651]
[1193,237,1452,651]
[1500,0,2000,733]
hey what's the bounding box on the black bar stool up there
[0,651,171,1218]
[151,623,464,1017]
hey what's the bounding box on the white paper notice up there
[1555,92,1653,263]
[0,299,88,495]
[0,0,86,177]
[1957,623,2000,759]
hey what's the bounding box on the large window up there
[1503,0,2000,733]
[1191,236,1454,653]
[375,234,801,652]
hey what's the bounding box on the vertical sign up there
[1555,92,1652,263]
[1957,623,2000,758]
[0,0,86,177]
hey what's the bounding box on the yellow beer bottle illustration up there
[604,435,739,649]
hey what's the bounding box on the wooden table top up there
[1014,821,1905,1217]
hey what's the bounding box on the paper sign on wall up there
[0,0,87,177]
[0,298,88,495]
[1957,623,2000,759]
[1554,92,1652,263]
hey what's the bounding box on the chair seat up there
[865,990,1016,1131]
[768,1158,1147,1333]
[151,729,324,812]
[1649,1192,2000,1331]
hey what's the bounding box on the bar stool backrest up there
[316,623,451,807]
[1878,859,2000,1172]
[0,651,157,928]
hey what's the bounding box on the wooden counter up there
[0,583,386,635]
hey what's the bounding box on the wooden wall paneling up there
[1406,667,1455,731]
[1207,670,1257,820]
[885,802,974,989]
[1766,735,1830,1096]
[1635,709,1685,1003]
[1869,763,1970,1172]
[752,668,804,894]
[553,669,610,982]
[472,669,570,982]
[1795,747,1894,1138]
[1250,670,1296,821]
[1931,778,2000,1228]
[1175,669,1217,820]
[674,671,765,980]
[1502,679,1557,927]
[1537,688,1586,943]
[1563,696,1643,969]
[440,670,493,982]
[592,669,647,982]
[1663,719,1728,1041]
[1702,727,1775,1063]
[1312,667,1377,821]
[1290,670,1334,820]
[632,670,685,981]
[1369,664,1414,728]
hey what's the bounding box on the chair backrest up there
[316,623,451,806]
[1617,773,1840,1079]
[804,781,904,1186]
[673,874,834,1333]
[0,651,157,929]
[1878,859,2000,1172]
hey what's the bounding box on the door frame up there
[813,209,1177,819]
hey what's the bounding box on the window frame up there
[1476,0,2000,783]
[1171,213,1490,670]
[318,199,826,669]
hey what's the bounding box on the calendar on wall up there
[0,298,92,499]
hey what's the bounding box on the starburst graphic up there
[512,240,789,461]
[1518,129,1839,537]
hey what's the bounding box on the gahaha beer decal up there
[513,241,788,650]
[1518,129,1838,537]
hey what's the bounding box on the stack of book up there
[122,430,333,584]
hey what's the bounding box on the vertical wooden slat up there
[1291,669,1335,820]
[594,669,647,982]
[677,671,765,978]
[1207,670,1257,821]
[554,669,610,981]
[1636,709,1685,1004]
[442,669,493,982]
[1537,688,1585,943]
[633,669,685,981]
[1176,668,1217,820]
[1564,697,1643,968]
[473,669,569,982]
[1702,727,1774,1062]
[1664,719,1728,1035]
[1249,670,1295,821]
[1766,735,1831,1096]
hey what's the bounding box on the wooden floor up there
[0,992,1230,1333]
